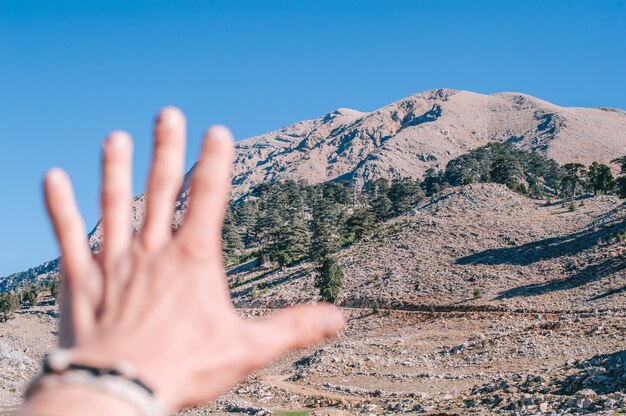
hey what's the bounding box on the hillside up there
[227,183,626,313]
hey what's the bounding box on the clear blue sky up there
[0,0,625,276]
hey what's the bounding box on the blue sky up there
[0,0,625,276]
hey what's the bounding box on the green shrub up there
[251,285,261,300]
[0,292,19,322]
[372,301,380,314]
[473,288,483,299]
[568,202,577,212]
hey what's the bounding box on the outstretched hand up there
[40,108,344,412]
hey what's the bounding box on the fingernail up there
[206,125,233,142]
[106,131,131,150]
[157,107,184,128]
[46,168,64,187]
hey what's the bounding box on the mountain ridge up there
[2,88,626,289]
[226,88,626,196]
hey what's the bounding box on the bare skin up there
[21,107,345,415]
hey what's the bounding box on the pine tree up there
[422,167,445,196]
[309,195,342,260]
[345,207,376,242]
[311,219,341,261]
[236,200,258,247]
[274,214,311,266]
[388,178,424,216]
[561,163,587,198]
[0,292,19,321]
[222,210,244,262]
[370,193,393,222]
[611,156,626,198]
[48,278,60,301]
[315,256,344,304]
[490,153,524,191]
[255,210,284,266]
[22,286,38,308]
[588,162,615,195]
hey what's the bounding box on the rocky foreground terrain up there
[2,184,626,415]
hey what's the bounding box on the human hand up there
[41,107,345,412]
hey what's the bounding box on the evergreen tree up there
[22,286,38,308]
[315,256,344,304]
[311,218,341,260]
[588,162,615,195]
[561,163,587,198]
[364,177,392,221]
[345,207,376,242]
[490,153,525,191]
[422,167,446,196]
[611,156,626,198]
[273,214,311,266]
[255,210,284,265]
[309,193,343,260]
[388,178,424,216]
[222,210,244,262]
[48,278,60,301]
[370,193,393,221]
[441,142,564,197]
[527,174,546,199]
[0,292,19,321]
[236,200,258,247]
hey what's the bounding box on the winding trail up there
[261,375,366,403]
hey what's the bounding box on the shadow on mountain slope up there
[589,284,626,301]
[457,218,625,267]
[554,349,626,395]
[231,268,310,300]
[495,254,626,299]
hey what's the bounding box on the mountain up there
[1,88,626,290]
[227,88,626,195]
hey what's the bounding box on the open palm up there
[43,107,344,412]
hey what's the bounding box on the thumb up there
[246,303,345,369]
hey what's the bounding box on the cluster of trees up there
[426,142,625,199]
[432,142,565,197]
[0,283,50,322]
[222,178,424,303]
[222,178,425,267]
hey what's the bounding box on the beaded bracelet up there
[26,350,164,416]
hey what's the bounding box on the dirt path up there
[261,375,366,403]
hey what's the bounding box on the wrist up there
[25,349,168,416]
[23,383,139,416]
[68,346,179,412]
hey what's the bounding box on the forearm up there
[21,384,138,416]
